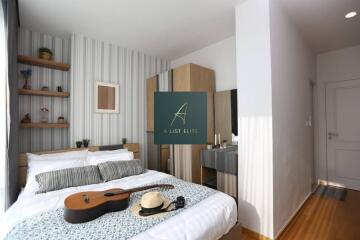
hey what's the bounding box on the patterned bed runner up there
[6,176,216,240]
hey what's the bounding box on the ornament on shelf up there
[20,69,32,89]
[40,107,49,123]
[21,113,31,123]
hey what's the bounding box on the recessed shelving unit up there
[17,55,70,71]
[20,123,69,129]
[18,54,71,129]
[18,89,70,97]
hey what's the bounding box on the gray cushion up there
[35,165,102,193]
[98,160,145,182]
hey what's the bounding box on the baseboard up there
[275,192,312,239]
[242,227,272,240]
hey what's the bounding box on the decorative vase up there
[20,69,32,89]
[40,109,49,123]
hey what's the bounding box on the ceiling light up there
[345,11,357,19]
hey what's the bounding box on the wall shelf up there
[20,123,69,129]
[17,55,70,71]
[18,89,70,97]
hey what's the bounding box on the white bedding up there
[0,170,237,240]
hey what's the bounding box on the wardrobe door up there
[146,76,158,132]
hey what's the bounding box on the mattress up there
[0,170,237,240]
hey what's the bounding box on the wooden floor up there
[227,189,360,240]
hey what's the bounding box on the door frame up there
[316,77,360,186]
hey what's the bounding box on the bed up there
[0,146,237,240]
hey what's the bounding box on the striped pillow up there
[35,165,102,193]
[98,160,145,182]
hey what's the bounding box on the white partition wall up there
[236,0,274,238]
[236,0,315,238]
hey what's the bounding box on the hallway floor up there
[277,188,360,240]
[235,189,360,240]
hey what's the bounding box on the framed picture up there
[94,81,119,113]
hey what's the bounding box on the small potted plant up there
[38,47,53,60]
[122,138,127,144]
[41,86,49,91]
[40,107,49,123]
[83,139,90,148]
[20,68,32,89]
[76,141,82,148]
[57,116,65,124]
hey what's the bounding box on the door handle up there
[328,132,339,140]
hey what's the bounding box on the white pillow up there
[23,150,88,196]
[86,150,134,165]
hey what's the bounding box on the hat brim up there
[131,196,173,218]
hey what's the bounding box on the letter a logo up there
[170,103,188,126]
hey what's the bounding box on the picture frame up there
[94,81,119,113]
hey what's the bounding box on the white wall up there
[316,45,360,183]
[269,0,316,236]
[70,33,170,166]
[171,36,236,91]
[236,0,274,238]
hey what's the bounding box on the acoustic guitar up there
[64,184,174,223]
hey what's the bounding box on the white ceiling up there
[19,0,360,59]
[280,0,360,53]
[19,0,241,60]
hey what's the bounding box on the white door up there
[326,79,360,191]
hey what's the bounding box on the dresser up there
[201,146,238,198]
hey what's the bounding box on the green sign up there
[154,92,207,144]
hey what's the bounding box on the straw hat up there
[131,191,173,218]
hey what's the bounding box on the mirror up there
[94,81,119,113]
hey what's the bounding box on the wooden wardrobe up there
[146,63,215,184]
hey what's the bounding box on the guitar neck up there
[124,184,163,194]
[108,184,172,196]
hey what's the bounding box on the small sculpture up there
[21,113,31,123]
[20,69,32,89]
[57,86,63,92]
[41,86,49,91]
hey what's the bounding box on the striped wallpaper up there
[18,28,70,152]
[70,33,170,165]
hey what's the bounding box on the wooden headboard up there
[18,143,140,188]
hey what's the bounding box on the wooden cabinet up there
[146,63,215,184]
[173,63,215,184]
[146,76,158,132]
